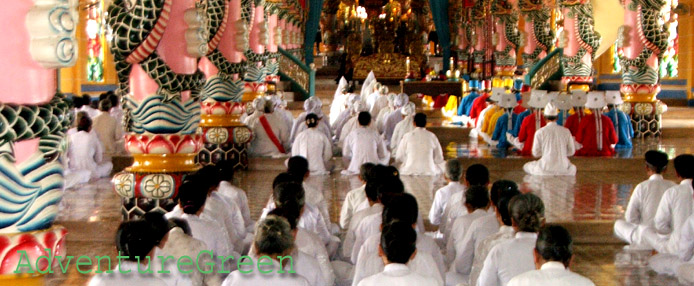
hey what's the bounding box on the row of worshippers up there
[64,93,126,188]
[613,152,694,284]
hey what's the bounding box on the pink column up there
[249,3,266,54]
[268,13,278,52]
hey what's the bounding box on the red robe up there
[576,113,618,156]
[469,93,490,125]
[518,113,547,156]
[564,110,586,136]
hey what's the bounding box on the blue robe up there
[492,112,519,149]
[605,109,634,149]
[511,110,531,137]
[457,91,481,116]
[557,110,570,126]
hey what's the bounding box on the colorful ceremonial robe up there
[458,91,481,116]
[492,112,519,149]
[469,93,490,124]
[564,109,587,136]
[511,110,531,137]
[518,113,547,156]
[485,108,506,137]
[605,108,634,149]
[575,113,618,156]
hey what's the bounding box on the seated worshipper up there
[356,222,442,286]
[395,113,445,176]
[369,85,389,119]
[491,93,520,150]
[512,90,547,156]
[342,112,388,175]
[675,210,694,283]
[333,91,361,141]
[353,198,445,286]
[248,97,290,157]
[268,94,294,133]
[92,99,123,159]
[605,91,634,149]
[67,115,113,179]
[457,79,482,118]
[222,216,311,286]
[382,93,411,144]
[466,182,521,286]
[88,219,170,286]
[507,225,595,286]
[563,90,588,136]
[389,102,416,154]
[478,193,546,286]
[340,163,376,229]
[576,92,618,156]
[365,81,381,110]
[286,156,335,234]
[108,93,124,123]
[429,159,466,228]
[553,92,573,126]
[376,93,397,133]
[291,96,331,144]
[270,205,337,286]
[165,180,238,263]
[522,102,577,176]
[339,101,374,148]
[510,91,532,137]
[330,76,350,126]
[469,81,491,125]
[476,88,503,144]
[614,150,675,248]
[292,113,334,175]
[361,71,377,98]
[641,154,694,256]
[447,181,520,285]
[79,95,100,118]
[445,186,491,268]
[216,160,255,233]
[440,164,490,241]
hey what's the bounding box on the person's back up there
[92,100,122,158]
[292,125,333,175]
[342,112,387,175]
[249,102,290,157]
[605,107,634,149]
[523,103,576,176]
[68,130,99,171]
[396,113,444,176]
[575,110,618,156]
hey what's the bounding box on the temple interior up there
[2,0,694,285]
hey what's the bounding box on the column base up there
[121,197,178,220]
[198,142,249,169]
[622,100,667,138]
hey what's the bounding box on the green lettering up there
[136,256,153,274]
[257,256,273,274]
[177,256,193,274]
[54,255,74,274]
[13,250,34,274]
[76,256,93,274]
[277,255,295,274]
[95,256,113,274]
[157,255,174,274]
[36,248,54,274]
[117,251,130,274]
[237,256,254,274]
[196,251,215,274]
[217,255,235,274]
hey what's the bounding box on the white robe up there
[356,263,441,286]
[361,72,376,98]
[248,112,290,157]
[92,111,123,159]
[291,111,332,144]
[468,226,515,286]
[429,182,466,226]
[342,127,388,175]
[382,108,404,144]
[165,213,237,263]
[478,232,538,286]
[445,209,490,266]
[292,128,333,175]
[218,181,254,231]
[80,105,100,119]
[369,93,388,118]
[507,261,595,286]
[155,227,223,286]
[375,106,394,134]
[643,179,694,254]
[343,204,384,260]
[87,261,169,286]
[276,107,295,135]
[330,78,349,126]
[339,184,367,229]
[67,131,112,179]
[522,122,576,176]
[339,117,377,149]
[261,202,333,247]
[390,115,414,153]
[332,110,354,141]
[296,228,337,286]
[222,257,311,286]
[395,128,445,176]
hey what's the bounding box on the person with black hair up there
[67,114,112,179]
[353,194,445,286]
[448,180,520,285]
[440,163,491,239]
[93,98,123,159]
[339,101,377,148]
[79,94,100,118]
[290,96,332,144]
[286,156,331,226]
[395,112,445,176]
[642,154,694,256]
[523,102,577,176]
[507,226,595,286]
[429,159,466,227]
[108,93,124,124]
[342,111,388,175]
[446,186,491,267]
[340,163,376,229]
[615,150,676,247]
[356,222,440,286]
[478,193,545,286]
[291,113,334,175]
[216,159,254,233]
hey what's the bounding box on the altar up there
[401,80,465,98]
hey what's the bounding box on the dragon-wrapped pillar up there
[107,0,207,219]
[617,0,672,137]
[518,0,554,68]
[471,0,487,73]
[0,1,75,284]
[243,0,269,100]
[491,0,520,85]
[558,0,601,92]
[198,0,254,168]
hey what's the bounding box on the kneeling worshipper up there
[270,95,295,134]
[457,79,482,120]
[333,92,361,142]
[491,92,520,150]
[382,93,411,145]
[290,95,332,144]
[222,216,312,286]
[507,226,595,286]
[604,91,634,149]
[330,77,350,126]
[248,97,291,157]
[361,71,377,98]
[576,92,618,156]
[342,112,389,175]
[389,102,416,154]
[564,90,588,136]
[369,84,389,118]
[469,81,491,125]
[376,93,396,133]
[510,90,547,155]
[510,90,532,137]
[395,113,445,176]
[477,88,503,145]
[614,150,675,248]
[523,102,577,176]
[291,113,334,175]
[92,99,123,160]
[339,101,374,148]
[67,115,113,179]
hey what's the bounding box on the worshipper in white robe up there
[333,92,361,142]
[375,93,396,133]
[507,226,595,286]
[614,150,675,248]
[222,216,311,286]
[352,194,445,286]
[395,113,445,176]
[79,95,100,119]
[369,85,389,122]
[108,93,124,125]
[478,193,545,286]
[330,77,350,126]
[356,222,441,286]
[360,71,377,99]
[339,101,375,148]
[382,93,410,144]
[389,102,416,154]
[92,100,123,160]
[291,96,332,144]
[675,212,694,284]
[216,159,255,231]
[429,159,465,227]
[292,113,334,175]
[440,164,489,243]
[342,112,388,175]
[445,186,491,269]
[522,102,577,176]
[270,95,294,133]
[365,82,382,109]
[286,156,336,235]
[67,116,113,179]
[340,163,375,229]
[248,98,290,157]
[641,154,694,256]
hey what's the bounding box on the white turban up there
[544,102,559,116]
[304,96,322,113]
[353,100,369,114]
[401,102,416,116]
[252,97,266,112]
[394,93,409,108]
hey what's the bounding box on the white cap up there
[528,90,548,108]
[605,91,624,105]
[544,102,559,116]
[352,100,369,113]
[498,93,519,108]
[585,91,607,109]
[570,90,588,107]
[401,102,416,116]
[394,93,409,108]
[252,97,266,112]
[490,88,505,102]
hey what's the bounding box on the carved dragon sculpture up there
[519,0,555,66]
[492,0,521,67]
[558,0,602,77]
[618,0,670,85]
